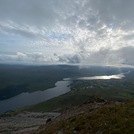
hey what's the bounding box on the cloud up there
[82,46,134,65]
[89,0,134,30]
[0,46,134,66]
[0,0,58,27]
[0,52,57,64]
[0,0,134,65]
[58,54,82,64]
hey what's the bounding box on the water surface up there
[0,80,71,113]
[64,73,125,81]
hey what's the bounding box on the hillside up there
[37,99,134,134]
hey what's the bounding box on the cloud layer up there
[0,0,134,65]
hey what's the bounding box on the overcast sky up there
[0,0,134,65]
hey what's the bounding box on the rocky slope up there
[0,112,60,134]
[36,99,134,134]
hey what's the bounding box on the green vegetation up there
[0,65,79,100]
[25,74,134,112]
[38,101,134,134]
[0,64,128,100]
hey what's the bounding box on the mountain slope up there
[37,99,134,134]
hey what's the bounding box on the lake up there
[64,73,125,81]
[0,80,71,113]
[0,72,126,113]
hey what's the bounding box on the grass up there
[38,101,134,134]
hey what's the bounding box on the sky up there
[0,0,134,65]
